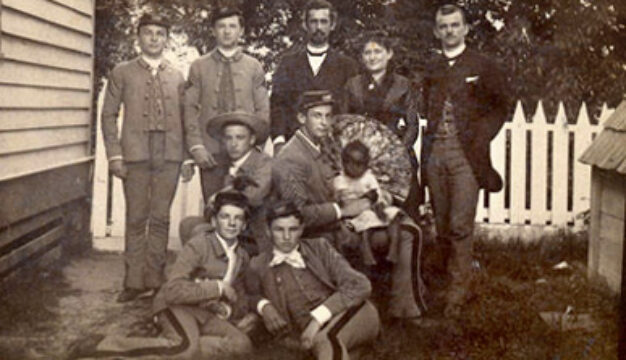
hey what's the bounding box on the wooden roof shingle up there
[579,100,626,175]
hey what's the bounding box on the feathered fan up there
[331,114,413,202]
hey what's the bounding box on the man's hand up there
[180,163,194,182]
[191,147,217,169]
[109,159,127,179]
[221,282,238,303]
[261,303,288,335]
[300,318,321,350]
[340,198,372,218]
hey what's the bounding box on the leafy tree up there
[94,0,626,113]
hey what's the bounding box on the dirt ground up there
[0,232,619,360]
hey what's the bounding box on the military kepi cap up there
[207,111,269,146]
[138,12,170,31]
[298,90,335,112]
[211,6,243,25]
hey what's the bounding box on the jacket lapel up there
[205,232,228,278]
[300,242,336,290]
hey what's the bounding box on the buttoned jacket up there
[153,231,250,320]
[246,237,371,329]
[270,46,358,140]
[183,49,270,154]
[273,130,339,231]
[343,73,419,146]
[421,48,511,191]
[101,57,195,162]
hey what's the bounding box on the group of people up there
[72,1,509,359]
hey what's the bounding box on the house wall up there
[588,167,626,293]
[0,0,95,278]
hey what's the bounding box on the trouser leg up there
[425,146,453,273]
[89,306,200,359]
[370,229,421,318]
[144,161,180,289]
[445,147,479,307]
[312,301,380,360]
[197,315,253,356]
[123,163,151,290]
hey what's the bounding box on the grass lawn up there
[0,230,619,359]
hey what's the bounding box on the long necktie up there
[217,57,236,113]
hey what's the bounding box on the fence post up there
[551,102,570,225]
[530,101,548,225]
[488,118,507,224]
[573,102,594,228]
[509,101,527,225]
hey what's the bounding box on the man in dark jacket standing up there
[421,4,510,317]
[270,0,358,147]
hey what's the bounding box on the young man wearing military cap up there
[100,12,201,303]
[183,6,270,204]
[179,111,274,251]
[273,90,425,325]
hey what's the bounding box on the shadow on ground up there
[0,231,619,359]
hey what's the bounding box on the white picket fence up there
[90,90,614,247]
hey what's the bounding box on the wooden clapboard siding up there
[49,0,93,16]
[0,126,89,155]
[0,207,63,250]
[3,0,92,35]
[0,109,89,131]
[0,85,90,108]
[0,0,95,279]
[0,162,90,225]
[0,144,89,178]
[1,34,92,72]
[1,5,91,54]
[0,58,91,90]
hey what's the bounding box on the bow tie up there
[307,49,328,57]
[269,250,306,269]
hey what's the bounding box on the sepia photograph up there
[0,0,624,359]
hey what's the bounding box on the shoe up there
[66,334,105,359]
[116,288,155,303]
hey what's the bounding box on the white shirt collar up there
[229,150,253,176]
[307,44,329,54]
[306,44,328,76]
[443,43,466,65]
[296,129,321,153]
[218,46,241,59]
[215,232,238,253]
[142,56,163,72]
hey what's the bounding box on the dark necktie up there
[217,55,236,113]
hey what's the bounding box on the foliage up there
[94,0,626,111]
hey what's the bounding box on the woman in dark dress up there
[342,33,422,220]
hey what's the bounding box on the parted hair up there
[436,3,467,24]
[266,201,305,227]
[303,0,337,24]
[205,191,250,221]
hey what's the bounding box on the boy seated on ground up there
[246,202,380,360]
[68,191,255,359]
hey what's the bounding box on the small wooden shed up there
[580,100,626,294]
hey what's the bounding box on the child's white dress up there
[333,169,401,232]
